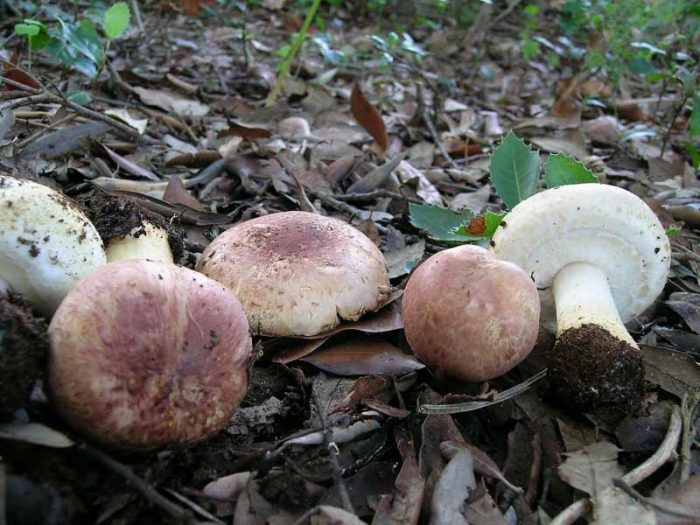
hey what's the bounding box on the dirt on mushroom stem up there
[547,323,645,416]
[84,192,184,262]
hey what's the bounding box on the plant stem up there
[264,0,322,108]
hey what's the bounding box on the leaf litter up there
[0,1,699,524]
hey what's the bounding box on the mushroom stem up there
[105,222,174,264]
[553,262,636,347]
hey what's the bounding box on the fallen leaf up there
[102,145,160,181]
[372,443,424,525]
[19,122,109,159]
[465,493,509,525]
[300,335,425,376]
[163,176,204,210]
[133,86,209,118]
[203,471,251,516]
[396,160,443,205]
[384,239,425,279]
[558,441,623,495]
[347,152,407,194]
[595,485,656,524]
[665,292,700,334]
[642,345,700,398]
[219,121,271,140]
[104,109,148,134]
[529,130,589,161]
[350,84,388,151]
[430,450,475,525]
[0,420,74,448]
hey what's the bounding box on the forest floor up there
[0,1,699,524]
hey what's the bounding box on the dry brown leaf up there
[163,176,205,210]
[350,84,388,151]
[300,335,425,376]
[219,122,271,140]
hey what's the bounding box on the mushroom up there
[87,193,181,264]
[48,260,252,450]
[0,176,106,316]
[196,211,391,336]
[402,245,540,382]
[489,183,671,411]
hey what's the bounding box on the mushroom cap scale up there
[196,211,390,337]
[48,260,252,450]
[0,176,106,316]
[489,184,670,332]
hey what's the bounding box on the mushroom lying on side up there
[48,260,252,450]
[0,176,106,316]
[196,211,391,337]
[490,183,671,412]
[402,245,540,382]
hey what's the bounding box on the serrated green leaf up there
[685,141,700,169]
[409,203,474,242]
[489,130,540,209]
[104,2,130,40]
[545,153,599,188]
[455,210,506,238]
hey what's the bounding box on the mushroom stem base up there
[106,222,174,264]
[548,323,644,413]
[553,262,635,347]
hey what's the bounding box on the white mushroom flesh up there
[105,221,174,263]
[490,184,670,333]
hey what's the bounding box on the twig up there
[80,444,196,524]
[16,112,78,149]
[334,188,419,203]
[613,478,700,521]
[680,390,700,481]
[128,0,144,32]
[550,405,682,525]
[311,382,354,514]
[418,369,548,414]
[0,92,140,139]
[0,76,41,94]
[420,95,459,170]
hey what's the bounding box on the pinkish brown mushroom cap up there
[48,260,252,450]
[402,245,540,382]
[196,211,390,337]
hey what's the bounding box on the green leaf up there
[455,210,506,238]
[408,203,473,242]
[690,91,700,138]
[15,23,41,37]
[104,2,130,40]
[685,141,700,169]
[67,91,93,105]
[489,130,540,209]
[545,153,599,188]
[46,17,104,78]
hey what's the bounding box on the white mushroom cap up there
[0,176,106,316]
[196,211,390,336]
[489,183,670,333]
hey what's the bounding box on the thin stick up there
[0,92,140,139]
[550,405,682,525]
[419,369,548,414]
[80,444,196,524]
[311,383,354,514]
